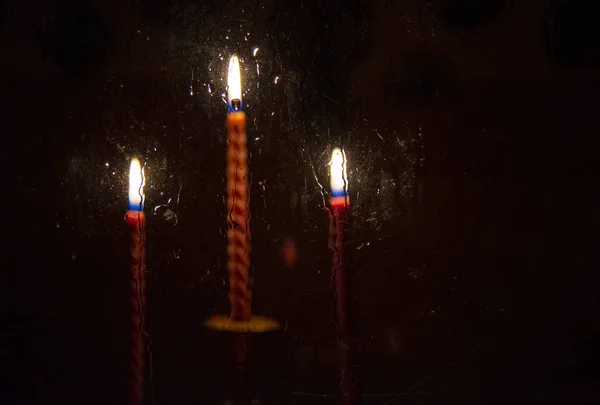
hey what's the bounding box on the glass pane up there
[4,1,599,404]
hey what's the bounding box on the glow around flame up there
[128,157,145,211]
[330,148,348,198]
[227,55,242,111]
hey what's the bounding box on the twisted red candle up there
[125,210,146,405]
[329,148,357,404]
[204,55,278,362]
[329,205,356,404]
[125,157,147,405]
[227,110,251,322]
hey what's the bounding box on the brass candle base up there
[205,314,279,364]
[204,314,279,333]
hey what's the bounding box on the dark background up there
[2,0,600,404]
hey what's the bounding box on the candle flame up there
[330,148,348,199]
[128,158,145,211]
[227,56,242,111]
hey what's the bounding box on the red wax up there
[125,210,146,405]
[329,201,357,404]
[331,195,350,209]
[227,111,252,323]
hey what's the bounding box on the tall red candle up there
[125,158,147,405]
[204,56,278,364]
[226,56,251,323]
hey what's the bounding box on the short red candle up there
[126,158,147,405]
[329,148,356,404]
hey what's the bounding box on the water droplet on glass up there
[274,76,280,84]
[253,47,259,57]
